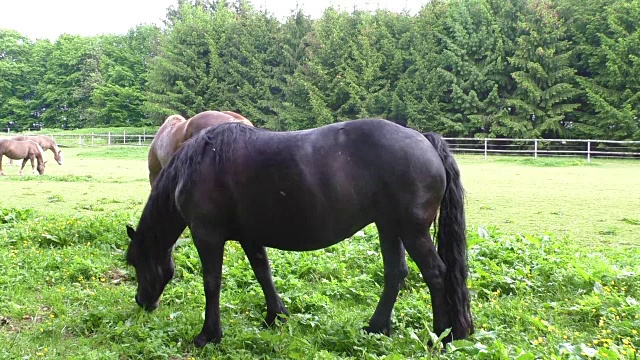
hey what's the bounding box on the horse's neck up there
[38,137,57,152]
[139,186,187,251]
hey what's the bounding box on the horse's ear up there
[126,225,136,241]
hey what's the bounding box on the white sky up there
[0,0,425,41]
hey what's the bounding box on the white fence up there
[443,138,640,162]
[3,131,640,161]
[46,132,155,147]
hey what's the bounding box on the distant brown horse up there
[0,139,46,176]
[147,111,253,186]
[10,135,64,165]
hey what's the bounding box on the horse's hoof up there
[363,324,391,336]
[193,330,222,348]
[264,309,289,326]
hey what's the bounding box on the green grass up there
[456,155,640,248]
[1,150,639,359]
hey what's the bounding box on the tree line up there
[1,0,638,139]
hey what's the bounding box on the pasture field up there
[0,147,639,359]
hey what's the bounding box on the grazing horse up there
[0,139,46,175]
[147,110,253,186]
[9,135,64,165]
[125,119,473,347]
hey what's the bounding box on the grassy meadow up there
[0,146,639,359]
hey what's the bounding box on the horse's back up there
[221,111,253,126]
[0,139,42,159]
[149,112,253,185]
[185,111,252,139]
[176,119,446,249]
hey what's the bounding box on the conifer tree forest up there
[1,0,638,139]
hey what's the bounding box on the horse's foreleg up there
[240,242,288,325]
[19,159,28,176]
[0,155,4,175]
[30,156,36,175]
[365,223,408,335]
[400,229,452,343]
[191,224,225,347]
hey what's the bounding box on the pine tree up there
[502,0,580,138]
[393,1,451,133]
[208,1,284,128]
[560,0,639,139]
[432,0,508,136]
[145,2,233,123]
[271,8,313,130]
[36,35,102,128]
[90,26,161,126]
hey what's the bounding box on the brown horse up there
[10,135,64,165]
[0,139,46,176]
[147,110,253,186]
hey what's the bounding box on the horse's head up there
[125,225,175,311]
[55,150,64,165]
[37,160,46,175]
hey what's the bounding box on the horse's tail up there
[423,132,473,339]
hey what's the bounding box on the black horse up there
[125,119,473,347]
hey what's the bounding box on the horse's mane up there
[136,123,261,248]
[173,123,262,190]
[37,135,59,151]
[136,160,183,249]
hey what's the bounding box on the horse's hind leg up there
[400,227,452,341]
[365,222,408,335]
[0,155,4,175]
[240,242,288,325]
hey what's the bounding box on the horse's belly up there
[238,215,371,252]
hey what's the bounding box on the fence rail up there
[442,137,640,161]
[2,131,640,161]
[46,133,155,147]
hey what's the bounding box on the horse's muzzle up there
[135,294,158,311]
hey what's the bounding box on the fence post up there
[138,135,142,146]
[78,135,83,147]
[484,138,488,160]
[91,133,94,146]
[534,139,538,159]
[108,132,111,145]
[123,130,126,144]
[587,141,591,163]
